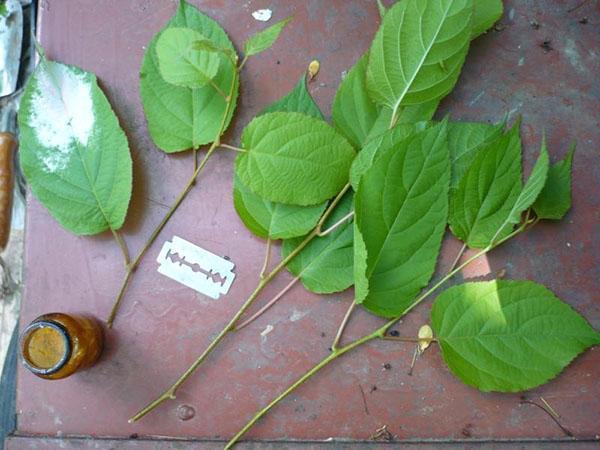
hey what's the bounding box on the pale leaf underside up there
[18,59,132,235]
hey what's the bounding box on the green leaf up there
[235,112,356,206]
[376,0,387,19]
[233,73,328,238]
[366,0,472,118]
[533,143,575,220]
[155,27,221,89]
[244,16,292,57]
[353,222,369,302]
[233,175,326,239]
[282,192,354,294]
[355,122,450,318]
[472,0,503,38]
[449,122,522,248]
[431,280,600,392]
[349,121,430,190]
[491,140,549,241]
[332,53,382,149]
[18,59,132,235]
[448,120,505,189]
[140,0,239,152]
[233,74,327,239]
[333,53,438,150]
[261,75,322,119]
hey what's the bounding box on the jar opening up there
[21,321,71,375]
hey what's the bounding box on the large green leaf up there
[18,59,132,235]
[233,175,326,240]
[244,17,291,57]
[261,75,322,119]
[448,120,505,189]
[431,280,600,392]
[366,0,472,118]
[472,0,503,38]
[333,53,438,150]
[140,0,238,152]
[533,143,575,220]
[235,112,356,206]
[349,121,430,190]
[155,27,221,88]
[449,123,522,248]
[282,192,354,294]
[354,122,450,318]
[233,75,327,239]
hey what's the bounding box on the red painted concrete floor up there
[8,0,600,448]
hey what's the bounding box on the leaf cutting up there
[19,0,597,446]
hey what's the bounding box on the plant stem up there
[331,301,356,351]
[226,222,533,447]
[106,147,217,327]
[238,55,249,72]
[234,275,301,331]
[317,183,350,231]
[317,211,354,237]
[129,229,317,423]
[193,148,198,177]
[111,229,130,267]
[236,200,355,332]
[224,331,380,449]
[448,242,466,273]
[129,275,270,423]
[220,143,246,153]
[259,238,272,279]
[129,185,351,421]
[225,247,486,447]
[106,65,240,328]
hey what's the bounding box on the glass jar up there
[20,313,104,380]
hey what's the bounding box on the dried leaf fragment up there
[308,59,320,81]
[418,324,433,352]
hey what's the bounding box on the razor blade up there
[157,236,236,299]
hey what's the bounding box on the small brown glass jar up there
[20,313,104,380]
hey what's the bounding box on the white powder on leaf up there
[28,62,95,173]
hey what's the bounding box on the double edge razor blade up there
[157,236,236,299]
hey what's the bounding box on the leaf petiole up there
[259,238,272,279]
[448,243,466,273]
[331,301,356,351]
[220,143,247,153]
[317,211,354,237]
[234,274,302,331]
[238,55,249,72]
[111,229,131,268]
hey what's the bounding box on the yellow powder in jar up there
[25,326,66,369]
